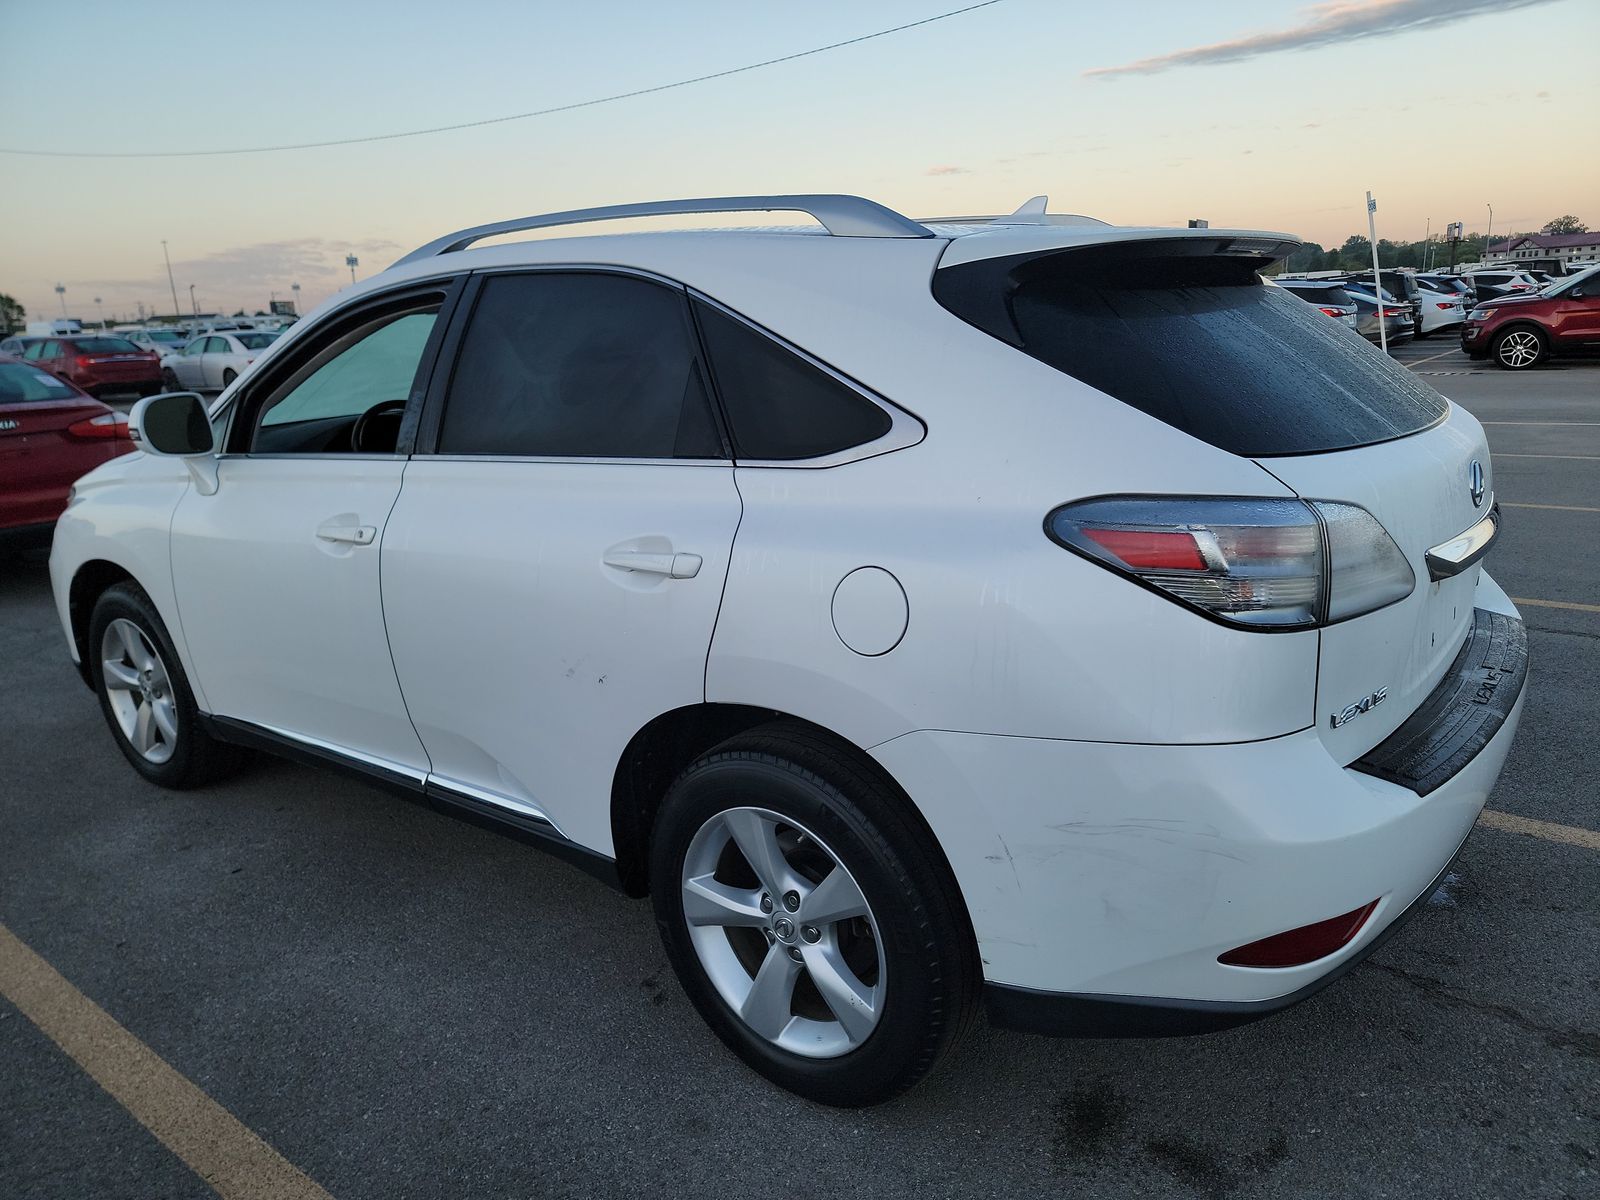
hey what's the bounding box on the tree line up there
[1279,215,1589,275]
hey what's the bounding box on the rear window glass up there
[0,362,81,402]
[236,333,278,349]
[933,242,1447,458]
[73,338,140,353]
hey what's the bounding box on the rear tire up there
[161,368,181,391]
[1492,326,1547,370]
[221,368,237,388]
[88,582,243,788]
[650,721,979,1106]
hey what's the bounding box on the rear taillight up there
[1219,900,1378,967]
[65,412,129,440]
[1317,306,1344,318]
[73,355,91,370]
[1047,496,1415,630]
[1436,302,1455,310]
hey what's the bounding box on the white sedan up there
[160,331,280,392]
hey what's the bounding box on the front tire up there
[650,722,978,1106]
[88,582,242,788]
[1493,326,1547,369]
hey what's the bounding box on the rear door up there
[381,269,741,851]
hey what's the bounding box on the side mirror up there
[131,392,212,455]
[129,392,219,495]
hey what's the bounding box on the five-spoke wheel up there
[682,807,884,1057]
[100,617,178,764]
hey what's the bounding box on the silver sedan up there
[160,331,280,392]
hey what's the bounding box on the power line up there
[1,2,1005,160]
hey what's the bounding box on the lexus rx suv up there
[49,194,1527,1105]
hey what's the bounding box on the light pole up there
[189,284,198,319]
[95,297,105,330]
[291,281,301,314]
[1485,203,1493,262]
[345,254,359,284]
[1423,217,1431,270]
[55,282,68,321]
[162,240,182,319]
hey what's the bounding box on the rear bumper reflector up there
[1353,607,1528,796]
[1218,900,1379,968]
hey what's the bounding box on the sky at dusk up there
[3,0,1596,322]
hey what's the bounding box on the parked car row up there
[0,328,284,397]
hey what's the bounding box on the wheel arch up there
[608,702,974,942]
[67,558,137,688]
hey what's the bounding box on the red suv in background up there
[1462,265,1600,369]
[19,334,163,397]
[0,355,133,546]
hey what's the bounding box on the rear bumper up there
[872,574,1527,1024]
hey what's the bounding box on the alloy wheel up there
[100,618,178,764]
[1496,330,1542,368]
[680,806,885,1058]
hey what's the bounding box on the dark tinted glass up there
[74,337,139,353]
[695,303,891,460]
[934,243,1447,457]
[0,362,80,402]
[439,273,722,459]
[1279,284,1351,306]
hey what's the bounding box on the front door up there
[169,281,460,777]
[381,270,741,852]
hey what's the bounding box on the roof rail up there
[392,194,933,266]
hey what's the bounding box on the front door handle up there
[602,550,702,579]
[316,523,376,546]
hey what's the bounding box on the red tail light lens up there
[1047,496,1414,629]
[65,412,129,439]
[74,355,91,370]
[1436,302,1455,310]
[1219,900,1379,967]
[1317,306,1345,318]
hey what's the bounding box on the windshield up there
[933,241,1447,457]
[145,330,184,343]
[74,338,140,354]
[0,362,82,402]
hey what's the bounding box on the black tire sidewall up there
[651,749,961,1107]
[88,583,208,787]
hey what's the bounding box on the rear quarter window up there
[933,240,1448,458]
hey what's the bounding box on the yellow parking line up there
[1496,453,1600,461]
[1479,809,1600,852]
[0,923,333,1200]
[1502,502,1600,513]
[1512,596,1600,614]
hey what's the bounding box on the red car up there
[18,334,163,397]
[0,354,134,545]
[1461,265,1600,369]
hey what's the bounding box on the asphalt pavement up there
[2,341,1596,1200]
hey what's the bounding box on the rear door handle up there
[602,550,702,579]
[316,523,376,546]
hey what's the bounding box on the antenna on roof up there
[1005,195,1049,220]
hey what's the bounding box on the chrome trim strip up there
[393,194,933,266]
[250,721,428,784]
[1425,500,1499,581]
[425,774,564,837]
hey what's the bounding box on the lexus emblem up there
[1469,460,1485,508]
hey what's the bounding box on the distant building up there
[1487,231,1600,265]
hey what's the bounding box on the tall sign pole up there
[1366,191,1387,354]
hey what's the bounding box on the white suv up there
[49,194,1527,1105]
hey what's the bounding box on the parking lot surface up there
[2,345,1596,1199]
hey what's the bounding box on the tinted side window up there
[694,303,891,460]
[438,273,722,459]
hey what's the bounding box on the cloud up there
[925,165,971,176]
[1084,0,1558,79]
